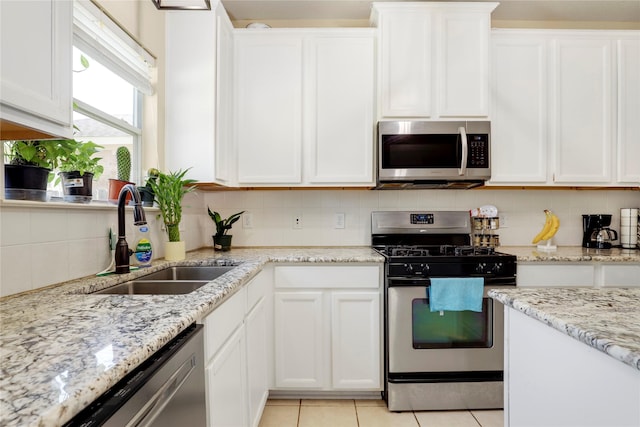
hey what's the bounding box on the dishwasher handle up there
[128,354,197,427]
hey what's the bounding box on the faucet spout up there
[115,184,147,274]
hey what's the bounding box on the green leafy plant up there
[4,140,69,170]
[116,146,131,182]
[148,169,197,242]
[208,208,244,238]
[56,140,104,183]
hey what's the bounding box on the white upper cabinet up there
[0,0,73,138]
[617,39,640,185]
[165,3,234,184]
[234,29,376,187]
[551,37,614,184]
[489,29,640,187]
[372,2,497,119]
[490,34,548,184]
[234,33,303,184]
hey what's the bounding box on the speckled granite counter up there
[0,247,383,427]
[489,287,640,371]
[500,246,640,262]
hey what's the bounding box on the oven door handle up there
[388,277,431,287]
[458,126,467,176]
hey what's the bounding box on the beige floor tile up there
[471,410,504,427]
[258,405,299,427]
[355,399,387,407]
[300,399,355,407]
[414,410,480,427]
[298,405,358,427]
[266,398,301,406]
[357,405,420,427]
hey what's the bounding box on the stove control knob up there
[419,263,430,275]
[476,263,487,274]
[491,262,504,274]
[404,263,414,274]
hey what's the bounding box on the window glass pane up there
[73,47,136,127]
[70,112,135,198]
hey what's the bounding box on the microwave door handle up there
[458,126,468,176]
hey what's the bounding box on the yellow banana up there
[532,210,553,244]
[541,212,560,241]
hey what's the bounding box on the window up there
[66,0,155,198]
[70,47,142,197]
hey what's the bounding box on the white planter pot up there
[164,241,186,261]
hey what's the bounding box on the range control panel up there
[410,213,434,224]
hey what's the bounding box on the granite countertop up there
[489,287,640,372]
[0,247,383,427]
[499,246,640,262]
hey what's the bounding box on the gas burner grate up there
[381,244,497,258]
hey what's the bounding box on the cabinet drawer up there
[601,264,640,286]
[275,265,380,289]
[517,263,595,287]
[204,286,247,362]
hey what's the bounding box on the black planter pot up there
[213,235,233,251]
[4,164,50,201]
[138,186,155,207]
[60,171,94,203]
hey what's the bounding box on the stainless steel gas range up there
[372,211,517,411]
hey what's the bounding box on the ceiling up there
[220,0,640,27]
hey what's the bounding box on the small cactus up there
[116,146,131,182]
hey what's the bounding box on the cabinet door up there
[331,292,381,389]
[437,10,491,117]
[0,0,72,137]
[215,7,235,184]
[246,298,269,427]
[490,34,548,184]
[206,326,247,427]
[274,291,325,388]
[616,39,640,184]
[305,34,375,185]
[552,37,614,184]
[377,8,433,117]
[235,34,303,184]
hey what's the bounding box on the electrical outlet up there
[243,212,253,229]
[293,214,303,229]
[500,214,508,228]
[334,213,345,229]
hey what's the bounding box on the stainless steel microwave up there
[376,121,491,189]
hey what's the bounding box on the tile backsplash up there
[1,189,638,297]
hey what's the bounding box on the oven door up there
[387,284,507,374]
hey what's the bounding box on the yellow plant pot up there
[164,241,186,261]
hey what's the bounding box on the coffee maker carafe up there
[582,214,618,249]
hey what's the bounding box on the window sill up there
[0,198,160,212]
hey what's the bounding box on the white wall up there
[202,189,640,247]
[1,188,637,297]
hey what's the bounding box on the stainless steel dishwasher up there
[65,324,206,427]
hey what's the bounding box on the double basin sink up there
[94,265,237,295]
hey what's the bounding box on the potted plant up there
[148,169,197,261]
[3,139,68,201]
[108,146,134,204]
[208,208,244,251]
[138,168,159,207]
[56,140,104,203]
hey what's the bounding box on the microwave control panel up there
[468,135,489,168]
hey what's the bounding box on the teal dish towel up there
[429,277,484,312]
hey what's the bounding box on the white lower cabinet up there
[273,265,382,391]
[203,270,271,427]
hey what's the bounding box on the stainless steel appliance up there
[372,211,516,411]
[582,214,618,249]
[620,208,639,249]
[376,121,491,189]
[65,324,206,426]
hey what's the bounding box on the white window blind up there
[73,0,155,95]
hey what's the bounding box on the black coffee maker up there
[582,214,618,249]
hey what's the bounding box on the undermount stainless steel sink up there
[94,265,237,295]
